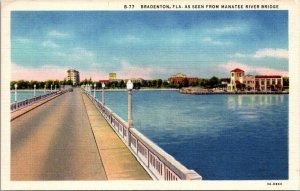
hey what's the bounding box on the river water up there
[96,90,288,180]
[10,90,49,103]
[11,90,288,180]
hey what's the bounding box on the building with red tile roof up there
[227,69,283,92]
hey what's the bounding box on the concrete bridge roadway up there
[11,88,151,180]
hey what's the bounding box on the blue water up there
[95,90,288,180]
[10,91,49,103]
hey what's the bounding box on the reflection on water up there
[227,95,286,121]
[228,95,285,109]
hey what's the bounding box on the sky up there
[11,11,288,81]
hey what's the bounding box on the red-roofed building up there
[255,75,282,79]
[231,68,244,73]
[99,80,110,84]
[168,73,198,86]
[227,68,245,91]
[227,69,283,92]
[244,75,255,91]
[255,75,283,91]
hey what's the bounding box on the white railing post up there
[14,84,18,102]
[94,83,96,98]
[33,84,36,97]
[10,88,69,112]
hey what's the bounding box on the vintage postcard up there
[1,0,300,190]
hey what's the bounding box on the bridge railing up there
[84,90,202,181]
[11,88,72,112]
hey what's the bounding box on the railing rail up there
[84,89,202,180]
[11,88,72,112]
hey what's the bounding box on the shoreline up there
[180,91,289,95]
[11,88,288,94]
[89,88,179,92]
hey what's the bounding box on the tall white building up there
[67,69,80,86]
[227,68,245,91]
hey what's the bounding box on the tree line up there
[80,77,230,89]
[10,79,73,89]
[11,77,289,90]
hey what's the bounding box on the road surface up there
[11,88,107,180]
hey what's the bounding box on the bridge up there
[10,87,201,180]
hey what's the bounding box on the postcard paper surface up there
[1,0,300,190]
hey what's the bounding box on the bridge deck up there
[11,88,150,180]
[82,92,151,180]
[11,92,61,121]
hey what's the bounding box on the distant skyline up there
[11,11,288,81]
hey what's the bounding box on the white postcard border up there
[1,0,299,190]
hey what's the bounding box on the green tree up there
[11,81,17,89]
[208,76,219,88]
[190,80,199,87]
[134,82,141,89]
[152,80,157,88]
[283,77,289,87]
[199,78,208,88]
[236,83,246,91]
[119,80,125,88]
[162,80,169,87]
[157,79,162,88]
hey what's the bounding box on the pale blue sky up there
[11,11,288,80]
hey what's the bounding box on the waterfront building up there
[227,68,283,92]
[187,77,199,86]
[130,78,145,84]
[66,69,80,86]
[109,73,117,81]
[168,73,198,86]
[99,80,110,85]
[244,75,255,91]
[227,68,245,91]
[255,75,283,91]
[168,73,187,84]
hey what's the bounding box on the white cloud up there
[220,61,288,77]
[254,48,288,59]
[15,38,32,44]
[114,61,175,80]
[78,70,107,81]
[66,47,96,61]
[42,40,60,48]
[228,53,248,58]
[48,30,69,38]
[208,24,249,35]
[125,35,140,42]
[11,63,68,81]
[202,37,224,45]
[53,47,96,64]
[213,26,245,33]
[229,48,288,59]
[115,34,141,44]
